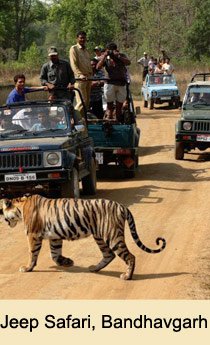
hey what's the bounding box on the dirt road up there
[0,101,210,300]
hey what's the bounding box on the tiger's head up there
[0,198,25,228]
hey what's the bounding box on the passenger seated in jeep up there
[200,93,210,104]
[30,112,50,131]
[51,114,67,129]
[0,116,23,131]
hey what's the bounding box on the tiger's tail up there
[126,208,166,253]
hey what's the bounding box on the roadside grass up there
[130,64,210,101]
[1,61,210,101]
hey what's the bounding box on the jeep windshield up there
[148,74,176,85]
[0,104,70,138]
[183,85,210,109]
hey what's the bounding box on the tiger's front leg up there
[20,234,42,272]
[49,239,74,267]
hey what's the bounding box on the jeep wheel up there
[124,168,135,178]
[60,167,80,198]
[169,100,173,108]
[149,99,154,109]
[175,142,184,160]
[135,154,139,168]
[144,100,148,108]
[82,157,97,195]
[174,99,180,108]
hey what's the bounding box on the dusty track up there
[0,101,210,300]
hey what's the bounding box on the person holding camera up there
[96,42,131,122]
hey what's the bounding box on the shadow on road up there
[140,145,174,157]
[139,162,210,183]
[96,184,189,208]
[40,265,189,281]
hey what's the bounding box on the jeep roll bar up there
[191,73,210,82]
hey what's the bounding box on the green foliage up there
[186,0,210,59]
[49,0,118,50]
[21,42,44,68]
[0,0,210,66]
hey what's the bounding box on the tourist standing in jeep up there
[96,42,131,122]
[6,74,46,105]
[40,46,75,100]
[69,31,93,117]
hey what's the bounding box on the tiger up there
[1,194,166,280]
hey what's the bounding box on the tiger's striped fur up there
[1,194,166,280]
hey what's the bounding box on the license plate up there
[95,152,103,164]
[4,173,37,182]
[161,97,170,100]
[196,134,210,142]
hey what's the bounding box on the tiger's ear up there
[21,196,28,201]
[3,199,12,209]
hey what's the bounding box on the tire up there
[135,154,139,168]
[144,99,148,108]
[149,99,154,109]
[123,154,136,178]
[174,99,180,108]
[124,169,135,178]
[82,157,97,195]
[175,142,184,160]
[60,167,80,198]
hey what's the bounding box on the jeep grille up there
[0,152,42,170]
[193,121,210,132]
[159,90,174,96]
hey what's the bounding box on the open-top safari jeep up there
[142,73,180,109]
[87,82,140,178]
[0,96,97,198]
[175,72,210,160]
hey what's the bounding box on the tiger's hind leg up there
[49,239,74,267]
[89,237,115,272]
[20,234,43,272]
[112,241,135,280]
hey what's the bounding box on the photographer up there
[96,42,131,122]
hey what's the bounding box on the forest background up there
[1,0,210,98]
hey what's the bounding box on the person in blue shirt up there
[6,74,47,105]
[30,112,51,132]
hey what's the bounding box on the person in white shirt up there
[162,58,174,75]
[137,52,149,81]
[154,61,163,74]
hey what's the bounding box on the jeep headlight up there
[183,122,192,131]
[152,91,157,97]
[43,151,62,167]
[173,90,178,96]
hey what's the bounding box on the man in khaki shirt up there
[69,31,93,116]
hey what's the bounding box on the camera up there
[107,50,115,59]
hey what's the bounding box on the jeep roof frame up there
[191,73,210,82]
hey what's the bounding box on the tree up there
[186,0,210,59]
[0,0,48,61]
[49,0,118,51]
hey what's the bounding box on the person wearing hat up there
[94,46,102,61]
[40,46,75,100]
[137,52,149,81]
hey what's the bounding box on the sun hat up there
[48,46,58,56]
